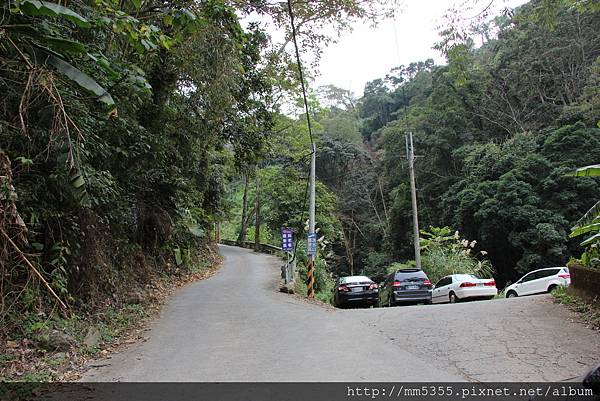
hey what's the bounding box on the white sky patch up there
[313,0,530,97]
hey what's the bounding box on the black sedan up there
[333,276,379,308]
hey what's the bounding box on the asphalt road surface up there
[82,245,600,382]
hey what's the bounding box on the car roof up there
[394,269,427,276]
[339,276,372,283]
[526,267,566,273]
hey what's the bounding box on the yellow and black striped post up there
[307,257,315,299]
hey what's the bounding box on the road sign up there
[281,228,293,252]
[307,233,317,256]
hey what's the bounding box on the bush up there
[407,227,494,284]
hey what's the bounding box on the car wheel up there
[449,292,457,303]
[548,285,558,293]
[506,290,518,298]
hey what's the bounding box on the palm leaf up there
[581,233,600,247]
[30,47,115,107]
[8,26,87,54]
[566,164,600,177]
[18,0,91,28]
[570,222,600,238]
[572,200,600,230]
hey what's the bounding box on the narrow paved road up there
[82,245,600,382]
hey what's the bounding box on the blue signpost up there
[307,232,317,256]
[281,228,294,284]
[281,228,293,252]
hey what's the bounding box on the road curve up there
[82,245,600,382]
[82,245,459,381]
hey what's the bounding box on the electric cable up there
[286,0,315,147]
[286,0,316,265]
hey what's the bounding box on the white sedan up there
[505,267,570,298]
[431,274,497,304]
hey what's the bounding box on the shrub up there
[394,227,494,284]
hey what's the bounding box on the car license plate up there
[351,287,363,292]
[406,285,419,290]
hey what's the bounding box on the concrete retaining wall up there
[568,264,600,302]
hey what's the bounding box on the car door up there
[515,272,538,295]
[432,277,452,303]
[532,269,559,293]
[524,270,553,295]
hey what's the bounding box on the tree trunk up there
[236,173,250,245]
[254,173,260,251]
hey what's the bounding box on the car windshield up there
[340,276,372,284]
[395,270,427,280]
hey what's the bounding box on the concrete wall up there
[569,264,600,302]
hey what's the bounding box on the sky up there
[313,0,529,97]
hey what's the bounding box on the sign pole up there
[281,228,294,284]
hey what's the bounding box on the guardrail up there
[219,239,284,255]
[219,239,296,286]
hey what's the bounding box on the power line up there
[286,0,315,146]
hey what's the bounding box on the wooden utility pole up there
[406,132,422,269]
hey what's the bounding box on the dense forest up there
[224,0,600,299]
[0,0,398,336]
[1,0,600,332]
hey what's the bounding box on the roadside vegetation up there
[0,0,401,378]
[224,0,600,303]
[1,0,599,377]
[553,287,600,331]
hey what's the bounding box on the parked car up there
[333,276,379,308]
[431,274,497,304]
[379,268,432,307]
[505,267,570,298]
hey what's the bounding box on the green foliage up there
[348,2,600,287]
[553,286,600,330]
[418,227,493,284]
[0,0,276,329]
[568,165,600,177]
[568,165,600,267]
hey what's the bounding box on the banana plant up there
[569,164,600,265]
[6,0,115,109]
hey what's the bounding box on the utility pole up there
[405,132,422,269]
[287,0,316,299]
[254,173,260,251]
[307,143,316,299]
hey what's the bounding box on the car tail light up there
[338,285,349,292]
[423,279,432,287]
[559,273,570,279]
[392,281,402,288]
[484,280,496,287]
[460,282,476,288]
[369,283,378,290]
